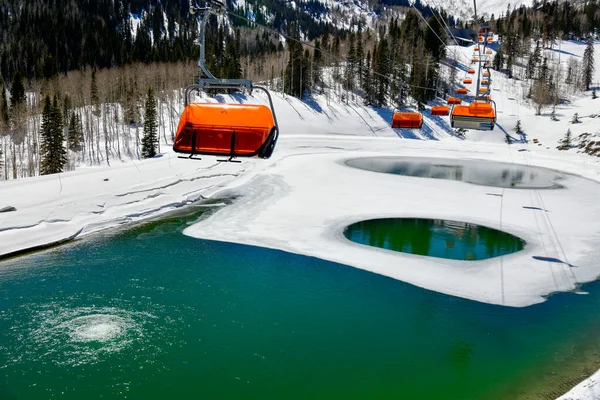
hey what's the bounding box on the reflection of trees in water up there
[344,218,525,260]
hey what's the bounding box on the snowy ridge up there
[416,0,533,20]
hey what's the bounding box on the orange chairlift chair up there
[173,1,279,161]
[457,88,468,95]
[392,112,423,129]
[472,57,479,63]
[451,101,496,131]
[431,106,450,116]
[483,71,490,77]
[485,49,492,54]
[467,68,476,74]
[463,78,472,84]
[481,79,489,85]
[447,97,461,105]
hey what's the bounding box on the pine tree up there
[551,106,559,121]
[39,95,67,175]
[514,120,524,135]
[572,112,580,123]
[141,88,158,159]
[558,129,572,150]
[313,39,323,89]
[345,32,356,91]
[91,69,100,116]
[67,113,84,151]
[356,30,364,88]
[582,37,595,91]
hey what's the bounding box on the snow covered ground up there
[3,39,600,399]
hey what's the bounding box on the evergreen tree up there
[39,95,67,175]
[528,41,541,79]
[356,30,364,87]
[284,26,308,98]
[424,16,446,61]
[141,88,158,159]
[345,32,356,91]
[514,120,523,135]
[10,71,26,108]
[313,39,323,89]
[582,37,595,91]
[492,50,504,71]
[558,128,572,150]
[0,81,8,133]
[572,112,580,123]
[67,113,84,151]
[91,69,100,116]
[375,38,391,107]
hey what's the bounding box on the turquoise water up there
[344,218,525,260]
[1,212,600,399]
[345,157,564,189]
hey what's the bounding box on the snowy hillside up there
[418,0,534,20]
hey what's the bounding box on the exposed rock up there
[0,206,16,213]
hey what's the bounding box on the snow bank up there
[184,135,600,308]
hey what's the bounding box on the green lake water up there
[1,211,600,399]
[344,218,525,260]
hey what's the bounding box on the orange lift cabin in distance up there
[447,97,461,105]
[173,0,279,161]
[431,106,450,116]
[392,112,423,129]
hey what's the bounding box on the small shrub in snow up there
[593,90,598,99]
[514,120,524,135]
[572,113,581,124]
[558,129,571,150]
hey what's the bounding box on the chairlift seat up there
[174,102,277,158]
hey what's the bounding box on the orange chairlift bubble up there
[478,36,484,43]
[474,47,480,52]
[431,106,450,116]
[479,87,489,94]
[472,57,479,63]
[463,78,472,84]
[457,88,468,95]
[173,1,279,161]
[451,101,496,131]
[487,37,493,43]
[481,79,490,85]
[467,69,476,74]
[448,97,462,105]
[174,102,278,159]
[392,112,423,129]
[485,49,492,54]
[483,71,490,77]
